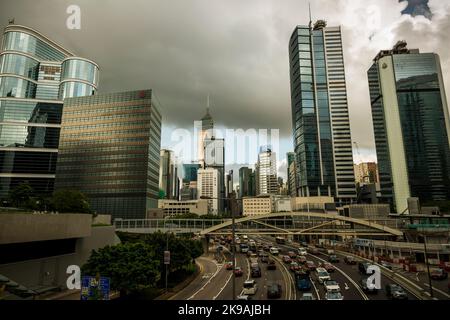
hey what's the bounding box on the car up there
[316,267,331,284]
[325,292,344,300]
[308,247,319,254]
[324,280,341,293]
[267,283,282,299]
[305,261,316,271]
[380,261,392,270]
[361,277,379,294]
[263,245,271,252]
[234,267,243,277]
[321,262,335,273]
[358,262,372,275]
[220,240,226,246]
[240,244,249,253]
[249,253,259,264]
[431,268,448,280]
[270,247,279,255]
[288,251,297,259]
[290,261,301,272]
[300,293,315,300]
[344,256,357,265]
[247,250,254,258]
[327,249,335,255]
[301,241,308,247]
[267,259,277,270]
[251,265,262,278]
[237,295,252,300]
[242,280,258,295]
[225,261,233,270]
[260,254,269,263]
[282,255,292,264]
[295,271,311,291]
[298,248,308,256]
[329,254,340,263]
[385,284,408,300]
[297,256,307,264]
[258,249,265,257]
[242,235,248,240]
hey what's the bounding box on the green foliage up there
[51,189,91,213]
[158,189,166,199]
[8,183,34,208]
[81,242,161,295]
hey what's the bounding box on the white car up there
[324,280,341,293]
[300,293,315,300]
[237,295,251,300]
[325,292,344,300]
[298,248,307,256]
[316,267,331,284]
[270,247,279,255]
[242,280,258,295]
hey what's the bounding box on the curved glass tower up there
[0,24,99,199]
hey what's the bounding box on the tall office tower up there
[197,108,214,168]
[197,167,220,215]
[239,167,254,198]
[255,146,278,195]
[55,90,161,219]
[354,162,379,184]
[180,163,200,200]
[225,170,233,197]
[368,41,450,213]
[286,152,298,196]
[159,149,180,199]
[204,137,225,211]
[0,24,98,198]
[289,20,356,203]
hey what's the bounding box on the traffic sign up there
[80,276,110,300]
[164,251,171,265]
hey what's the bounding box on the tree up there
[81,242,161,296]
[51,189,91,213]
[8,183,34,208]
[158,189,166,199]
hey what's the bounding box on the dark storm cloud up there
[400,0,433,19]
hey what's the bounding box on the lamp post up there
[200,196,241,300]
[422,234,434,298]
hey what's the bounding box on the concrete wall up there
[0,226,119,292]
[0,213,92,244]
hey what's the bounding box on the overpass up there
[114,212,404,239]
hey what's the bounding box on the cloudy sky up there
[1,0,449,181]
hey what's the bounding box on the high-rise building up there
[180,163,200,201]
[289,20,356,203]
[197,167,220,215]
[238,167,256,198]
[354,162,379,184]
[286,152,298,196]
[183,163,200,183]
[204,137,225,211]
[55,90,161,219]
[256,146,278,195]
[368,41,450,213]
[197,108,214,167]
[159,149,180,200]
[0,24,98,198]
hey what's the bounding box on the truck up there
[295,272,311,291]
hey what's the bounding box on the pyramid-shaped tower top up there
[201,107,212,121]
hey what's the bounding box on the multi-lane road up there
[172,235,449,300]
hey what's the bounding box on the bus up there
[295,272,311,291]
[275,237,286,245]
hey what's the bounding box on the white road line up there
[213,273,233,300]
[310,277,321,300]
[423,283,450,299]
[188,260,222,300]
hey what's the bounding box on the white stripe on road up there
[423,283,450,299]
[213,273,233,300]
[188,259,223,300]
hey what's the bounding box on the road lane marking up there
[213,273,233,300]
[188,259,223,300]
[423,283,450,299]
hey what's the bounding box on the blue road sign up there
[81,276,110,300]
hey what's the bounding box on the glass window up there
[300,67,312,75]
[302,99,314,108]
[299,52,311,59]
[297,28,310,36]
[298,44,310,52]
[0,53,39,80]
[300,75,313,83]
[301,91,314,100]
[4,31,66,61]
[299,59,311,67]
[298,36,310,44]
[0,76,36,98]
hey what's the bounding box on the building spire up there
[206,94,210,115]
[308,2,312,27]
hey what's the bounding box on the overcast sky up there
[1,0,449,181]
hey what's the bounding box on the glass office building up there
[54,90,162,219]
[369,42,450,213]
[289,20,356,203]
[0,24,98,198]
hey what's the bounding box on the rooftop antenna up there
[8,18,15,25]
[206,94,210,114]
[308,2,312,28]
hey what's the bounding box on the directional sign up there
[81,276,110,300]
[164,251,171,265]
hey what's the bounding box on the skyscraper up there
[197,108,214,167]
[289,20,356,203]
[286,152,298,196]
[368,41,450,213]
[256,146,278,195]
[54,90,161,219]
[197,167,220,215]
[159,149,180,200]
[0,24,98,198]
[204,137,225,211]
[239,167,256,198]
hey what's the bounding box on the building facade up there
[204,137,225,211]
[54,90,161,219]
[238,167,256,198]
[159,149,180,200]
[158,199,208,216]
[197,167,220,215]
[242,195,273,216]
[255,146,278,195]
[0,24,98,199]
[354,162,379,184]
[368,42,450,213]
[289,20,356,203]
[197,108,214,167]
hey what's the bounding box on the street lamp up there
[200,196,242,300]
[421,234,434,298]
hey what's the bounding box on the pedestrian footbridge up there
[114,212,404,239]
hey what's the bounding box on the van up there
[251,265,262,278]
[298,248,307,256]
[240,243,249,253]
[316,267,331,284]
[242,280,258,295]
[270,247,279,255]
